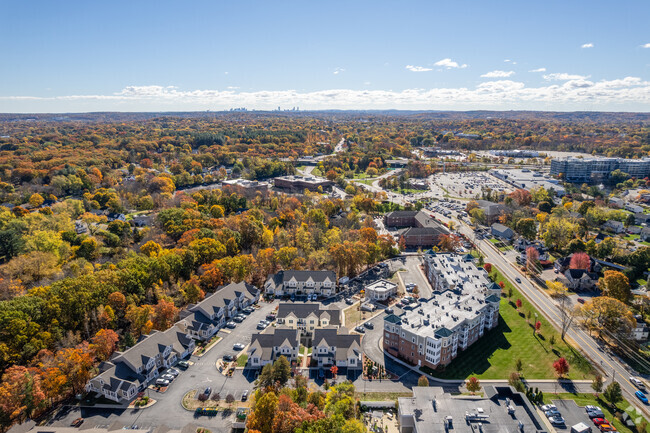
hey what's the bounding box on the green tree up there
[603,381,622,407]
[600,270,631,303]
[591,374,604,394]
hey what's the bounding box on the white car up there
[160,374,175,381]
[165,368,180,377]
[541,404,556,412]
[233,343,246,350]
[155,378,170,387]
[631,376,646,390]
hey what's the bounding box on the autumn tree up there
[483,263,492,273]
[570,252,590,270]
[29,193,45,208]
[247,391,277,433]
[466,377,481,394]
[553,357,569,377]
[90,329,119,361]
[600,270,631,303]
[152,299,178,330]
[578,296,635,339]
[591,374,604,394]
[526,247,539,274]
[0,366,46,426]
[418,375,429,387]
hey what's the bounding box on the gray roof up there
[276,303,341,326]
[313,327,361,361]
[270,270,336,285]
[249,327,299,361]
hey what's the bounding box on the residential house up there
[609,197,624,208]
[635,212,650,225]
[603,220,625,234]
[641,227,650,242]
[248,327,300,368]
[86,328,195,403]
[625,203,644,214]
[563,268,598,291]
[632,315,649,341]
[312,327,362,369]
[476,200,508,224]
[276,303,341,343]
[264,270,337,297]
[490,223,514,240]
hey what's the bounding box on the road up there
[453,220,650,416]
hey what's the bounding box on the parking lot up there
[550,400,595,431]
[434,172,513,199]
[47,301,278,431]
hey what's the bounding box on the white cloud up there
[481,70,515,78]
[642,43,650,48]
[434,58,468,69]
[529,68,546,72]
[581,43,594,48]
[3,77,650,112]
[543,72,589,81]
[406,65,432,72]
[333,68,345,75]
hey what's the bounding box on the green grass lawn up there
[236,354,248,367]
[542,393,648,433]
[422,265,593,380]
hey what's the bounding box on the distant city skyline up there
[1,0,649,112]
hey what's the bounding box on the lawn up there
[542,393,648,433]
[344,306,370,327]
[422,265,593,380]
[355,392,413,402]
[236,354,248,367]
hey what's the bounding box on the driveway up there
[48,301,278,430]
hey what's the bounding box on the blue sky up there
[1,0,649,112]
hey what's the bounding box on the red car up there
[71,418,84,427]
[592,418,608,426]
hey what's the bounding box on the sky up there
[1,0,650,113]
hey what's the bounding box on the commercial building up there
[489,149,540,158]
[398,386,548,433]
[384,210,450,248]
[273,175,333,192]
[365,279,398,301]
[264,270,337,297]
[489,168,566,196]
[222,178,270,193]
[384,253,500,369]
[550,157,650,183]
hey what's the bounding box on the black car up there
[223,354,234,362]
[203,387,212,396]
[364,322,374,329]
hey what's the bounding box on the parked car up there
[226,321,236,329]
[257,321,268,329]
[545,409,561,418]
[242,390,249,401]
[588,410,605,419]
[177,360,190,369]
[364,322,375,329]
[165,368,180,377]
[541,404,557,412]
[233,343,246,350]
[243,307,255,314]
[599,424,616,432]
[577,298,585,304]
[586,405,602,413]
[355,326,366,333]
[223,354,234,362]
[385,308,394,314]
[160,374,175,381]
[71,418,84,427]
[592,418,609,426]
[233,316,244,323]
[549,416,565,426]
[203,387,212,396]
[515,277,521,283]
[266,314,276,321]
[155,378,170,387]
[345,298,354,305]
[636,390,648,404]
[631,377,646,390]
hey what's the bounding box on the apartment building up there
[176,281,259,341]
[248,327,300,368]
[384,210,449,248]
[276,302,341,343]
[312,327,362,369]
[384,253,500,369]
[86,328,195,403]
[264,270,337,297]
